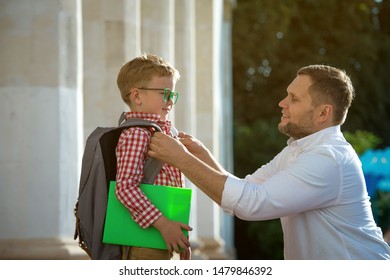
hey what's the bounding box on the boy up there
[115,53,192,260]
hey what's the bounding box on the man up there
[148,65,390,259]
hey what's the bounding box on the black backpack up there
[74,113,174,259]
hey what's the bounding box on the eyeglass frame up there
[135,87,180,104]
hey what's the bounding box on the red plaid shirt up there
[115,112,184,228]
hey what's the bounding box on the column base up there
[192,237,236,260]
[0,237,236,260]
[0,238,89,260]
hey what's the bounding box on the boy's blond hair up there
[117,53,180,105]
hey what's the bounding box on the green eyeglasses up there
[138,88,179,104]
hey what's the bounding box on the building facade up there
[0,0,235,259]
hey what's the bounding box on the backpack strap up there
[170,126,179,137]
[142,157,163,184]
[118,113,179,184]
[118,114,163,184]
[143,124,178,183]
[118,112,127,126]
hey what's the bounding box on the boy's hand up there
[180,246,191,260]
[153,215,192,255]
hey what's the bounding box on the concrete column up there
[140,0,174,60]
[0,0,235,260]
[82,0,139,139]
[219,0,236,259]
[138,0,176,123]
[193,0,229,259]
[174,0,196,134]
[174,0,203,258]
[0,0,83,258]
[123,0,141,59]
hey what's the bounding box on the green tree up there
[233,0,390,143]
[232,0,390,259]
[344,130,382,155]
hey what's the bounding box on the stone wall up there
[0,0,235,260]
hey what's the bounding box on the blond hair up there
[117,53,180,105]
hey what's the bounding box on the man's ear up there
[318,104,333,123]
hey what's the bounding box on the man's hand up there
[178,132,226,173]
[148,132,189,167]
[177,132,207,158]
[149,131,227,207]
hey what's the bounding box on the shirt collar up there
[287,125,342,151]
[124,111,172,133]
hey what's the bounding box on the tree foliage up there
[232,0,390,259]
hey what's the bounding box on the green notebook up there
[102,181,192,250]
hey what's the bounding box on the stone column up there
[219,0,236,259]
[140,0,174,60]
[82,0,138,139]
[173,0,203,258]
[174,0,196,134]
[139,0,177,117]
[0,0,84,259]
[192,0,230,259]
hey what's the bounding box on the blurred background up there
[1,0,389,259]
[232,0,390,259]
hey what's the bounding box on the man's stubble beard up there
[278,121,314,140]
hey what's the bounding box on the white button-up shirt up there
[222,125,390,259]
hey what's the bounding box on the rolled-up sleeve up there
[221,174,246,215]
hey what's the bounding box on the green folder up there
[102,181,192,250]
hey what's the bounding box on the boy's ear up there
[129,88,142,105]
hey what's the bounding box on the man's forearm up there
[178,152,227,205]
[196,147,226,174]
